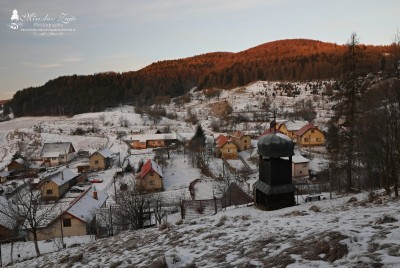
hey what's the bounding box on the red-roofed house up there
[136,160,164,192]
[231,131,252,151]
[295,123,325,146]
[215,135,238,159]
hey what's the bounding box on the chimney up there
[93,186,98,200]
[61,170,64,180]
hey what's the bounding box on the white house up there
[40,142,76,167]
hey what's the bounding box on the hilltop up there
[10,191,400,268]
[7,39,390,117]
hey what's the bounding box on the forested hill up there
[9,39,389,116]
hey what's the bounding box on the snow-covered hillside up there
[11,191,400,268]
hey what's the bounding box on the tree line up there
[7,39,389,117]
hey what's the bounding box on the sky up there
[0,0,399,100]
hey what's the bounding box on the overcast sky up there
[0,0,399,99]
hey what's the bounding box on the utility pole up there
[109,205,113,236]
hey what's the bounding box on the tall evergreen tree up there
[327,33,366,192]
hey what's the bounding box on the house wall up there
[279,124,297,140]
[0,176,7,183]
[219,142,238,159]
[232,135,251,151]
[147,140,165,148]
[0,225,12,240]
[292,162,309,177]
[43,157,59,167]
[40,181,60,199]
[131,141,147,149]
[297,129,325,146]
[89,153,106,170]
[136,172,163,192]
[60,153,75,164]
[27,214,87,241]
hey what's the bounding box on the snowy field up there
[9,191,400,268]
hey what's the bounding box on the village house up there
[292,153,310,178]
[7,158,27,175]
[277,120,309,140]
[231,131,252,151]
[38,168,79,200]
[215,134,238,159]
[295,123,325,146]
[136,159,163,192]
[40,142,76,167]
[127,133,178,149]
[27,187,108,241]
[89,148,114,170]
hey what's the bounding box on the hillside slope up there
[8,39,389,117]
[11,192,400,268]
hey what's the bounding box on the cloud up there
[62,56,82,62]
[21,61,63,68]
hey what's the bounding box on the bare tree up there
[0,181,58,257]
[114,183,152,230]
[153,194,168,225]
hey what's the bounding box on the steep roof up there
[45,168,78,186]
[295,123,321,137]
[40,142,74,158]
[137,159,163,179]
[93,148,114,158]
[257,129,283,139]
[257,133,295,158]
[231,130,249,139]
[215,134,234,148]
[66,186,108,223]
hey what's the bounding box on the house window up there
[95,160,99,164]
[304,138,310,142]
[244,140,247,143]
[316,138,321,142]
[150,180,155,185]
[63,219,71,227]
[52,157,57,160]
[47,189,53,195]
[311,130,315,133]
[299,170,302,174]
[149,172,154,177]
[227,149,231,153]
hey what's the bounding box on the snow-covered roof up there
[295,123,322,137]
[13,158,26,165]
[40,142,74,158]
[45,168,78,186]
[292,154,310,164]
[137,159,163,179]
[280,120,309,131]
[93,148,114,158]
[66,186,108,223]
[0,170,10,177]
